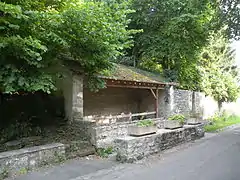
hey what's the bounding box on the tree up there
[120,0,218,90]
[219,0,240,40]
[199,29,240,111]
[0,0,135,93]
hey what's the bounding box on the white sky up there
[232,41,240,66]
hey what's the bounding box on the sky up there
[232,41,240,66]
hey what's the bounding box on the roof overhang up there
[103,78,177,89]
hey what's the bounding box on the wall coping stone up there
[92,117,165,127]
[116,128,185,141]
[115,126,197,142]
[0,143,64,159]
[0,143,66,177]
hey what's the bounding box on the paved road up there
[14,126,240,180]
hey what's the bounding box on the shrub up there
[0,167,9,179]
[209,111,229,123]
[168,114,185,125]
[205,114,240,132]
[136,120,155,127]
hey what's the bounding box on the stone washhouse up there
[0,65,205,174]
[59,64,205,148]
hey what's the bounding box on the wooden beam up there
[155,88,159,118]
[150,89,157,99]
[103,78,169,88]
[107,84,164,90]
[115,111,156,119]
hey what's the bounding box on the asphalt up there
[13,125,240,180]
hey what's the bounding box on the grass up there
[204,115,240,132]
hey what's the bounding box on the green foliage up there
[136,120,155,127]
[18,168,28,175]
[168,114,185,125]
[219,0,240,40]
[138,58,163,73]
[0,92,64,144]
[0,167,9,179]
[199,29,240,108]
[0,121,43,144]
[0,1,61,93]
[59,0,136,73]
[209,112,227,122]
[0,0,135,93]
[54,152,66,163]
[205,114,240,132]
[124,0,217,89]
[97,147,113,158]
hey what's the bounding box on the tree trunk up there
[192,91,196,114]
[218,100,223,112]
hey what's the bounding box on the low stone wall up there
[89,118,165,148]
[115,124,204,163]
[0,143,65,175]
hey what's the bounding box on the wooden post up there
[156,88,159,118]
[150,88,159,118]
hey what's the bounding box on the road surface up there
[14,125,240,180]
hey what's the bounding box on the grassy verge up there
[205,115,240,132]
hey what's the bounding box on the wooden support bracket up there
[150,89,157,99]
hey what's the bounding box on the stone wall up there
[0,143,65,175]
[72,74,84,121]
[60,72,84,121]
[60,71,230,122]
[158,90,166,117]
[173,89,192,115]
[168,89,208,118]
[138,89,155,113]
[172,89,227,119]
[89,118,165,148]
[115,124,205,163]
[84,87,140,116]
[84,88,166,117]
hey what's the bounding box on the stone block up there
[115,124,205,163]
[92,118,164,148]
[187,118,201,125]
[164,120,183,129]
[0,143,65,175]
[128,126,157,136]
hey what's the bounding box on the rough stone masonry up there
[0,143,65,175]
[115,124,205,163]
